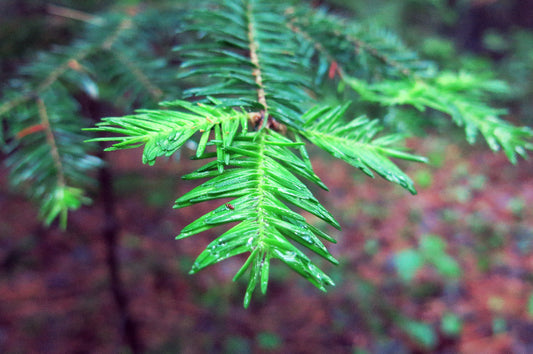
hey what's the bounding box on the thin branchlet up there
[286,10,416,79]
[37,97,66,188]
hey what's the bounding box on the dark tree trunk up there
[78,91,144,353]
[98,154,143,354]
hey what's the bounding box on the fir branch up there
[286,6,434,81]
[175,130,338,307]
[286,6,532,163]
[35,96,81,229]
[344,75,533,163]
[1,10,179,227]
[0,17,132,118]
[90,98,339,306]
[4,89,98,228]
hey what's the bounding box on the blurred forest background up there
[1,0,533,353]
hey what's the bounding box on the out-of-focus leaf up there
[394,249,423,282]
[398,319,437,349]
[441,313,463,337]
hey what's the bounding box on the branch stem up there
[246,1,268,113]
[46,4,103,25]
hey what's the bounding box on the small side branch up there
[344,31,414,78]
[287,15,415,79]
[0,18,133,118]
[107,50,164,101]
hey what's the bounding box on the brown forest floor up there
[1,136,533,353]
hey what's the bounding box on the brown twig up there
[46,4,103,25]
[37,98,66,188]
[246,2,286,133]
[246,2,268,112]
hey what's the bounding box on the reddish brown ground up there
[1,137,532,353]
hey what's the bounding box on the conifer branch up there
[174,129,339,307]
[1,11,179,227]
[176,0,312,127]
[300,104,427,194]
[287,6,532,163]
[105,50,164,101]
[286,7,431,81]
[0,17,132,118]
[3,0,531,308]
[5,91,96,228]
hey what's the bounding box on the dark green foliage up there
[286,4,533,163]
[2,0,532,306]
[0,6,182,227]
[3,90,98,227]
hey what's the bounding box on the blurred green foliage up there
[0,1,111,75]
[394,234,461,282]
[1,1,532,352]
[441,312,463,337]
